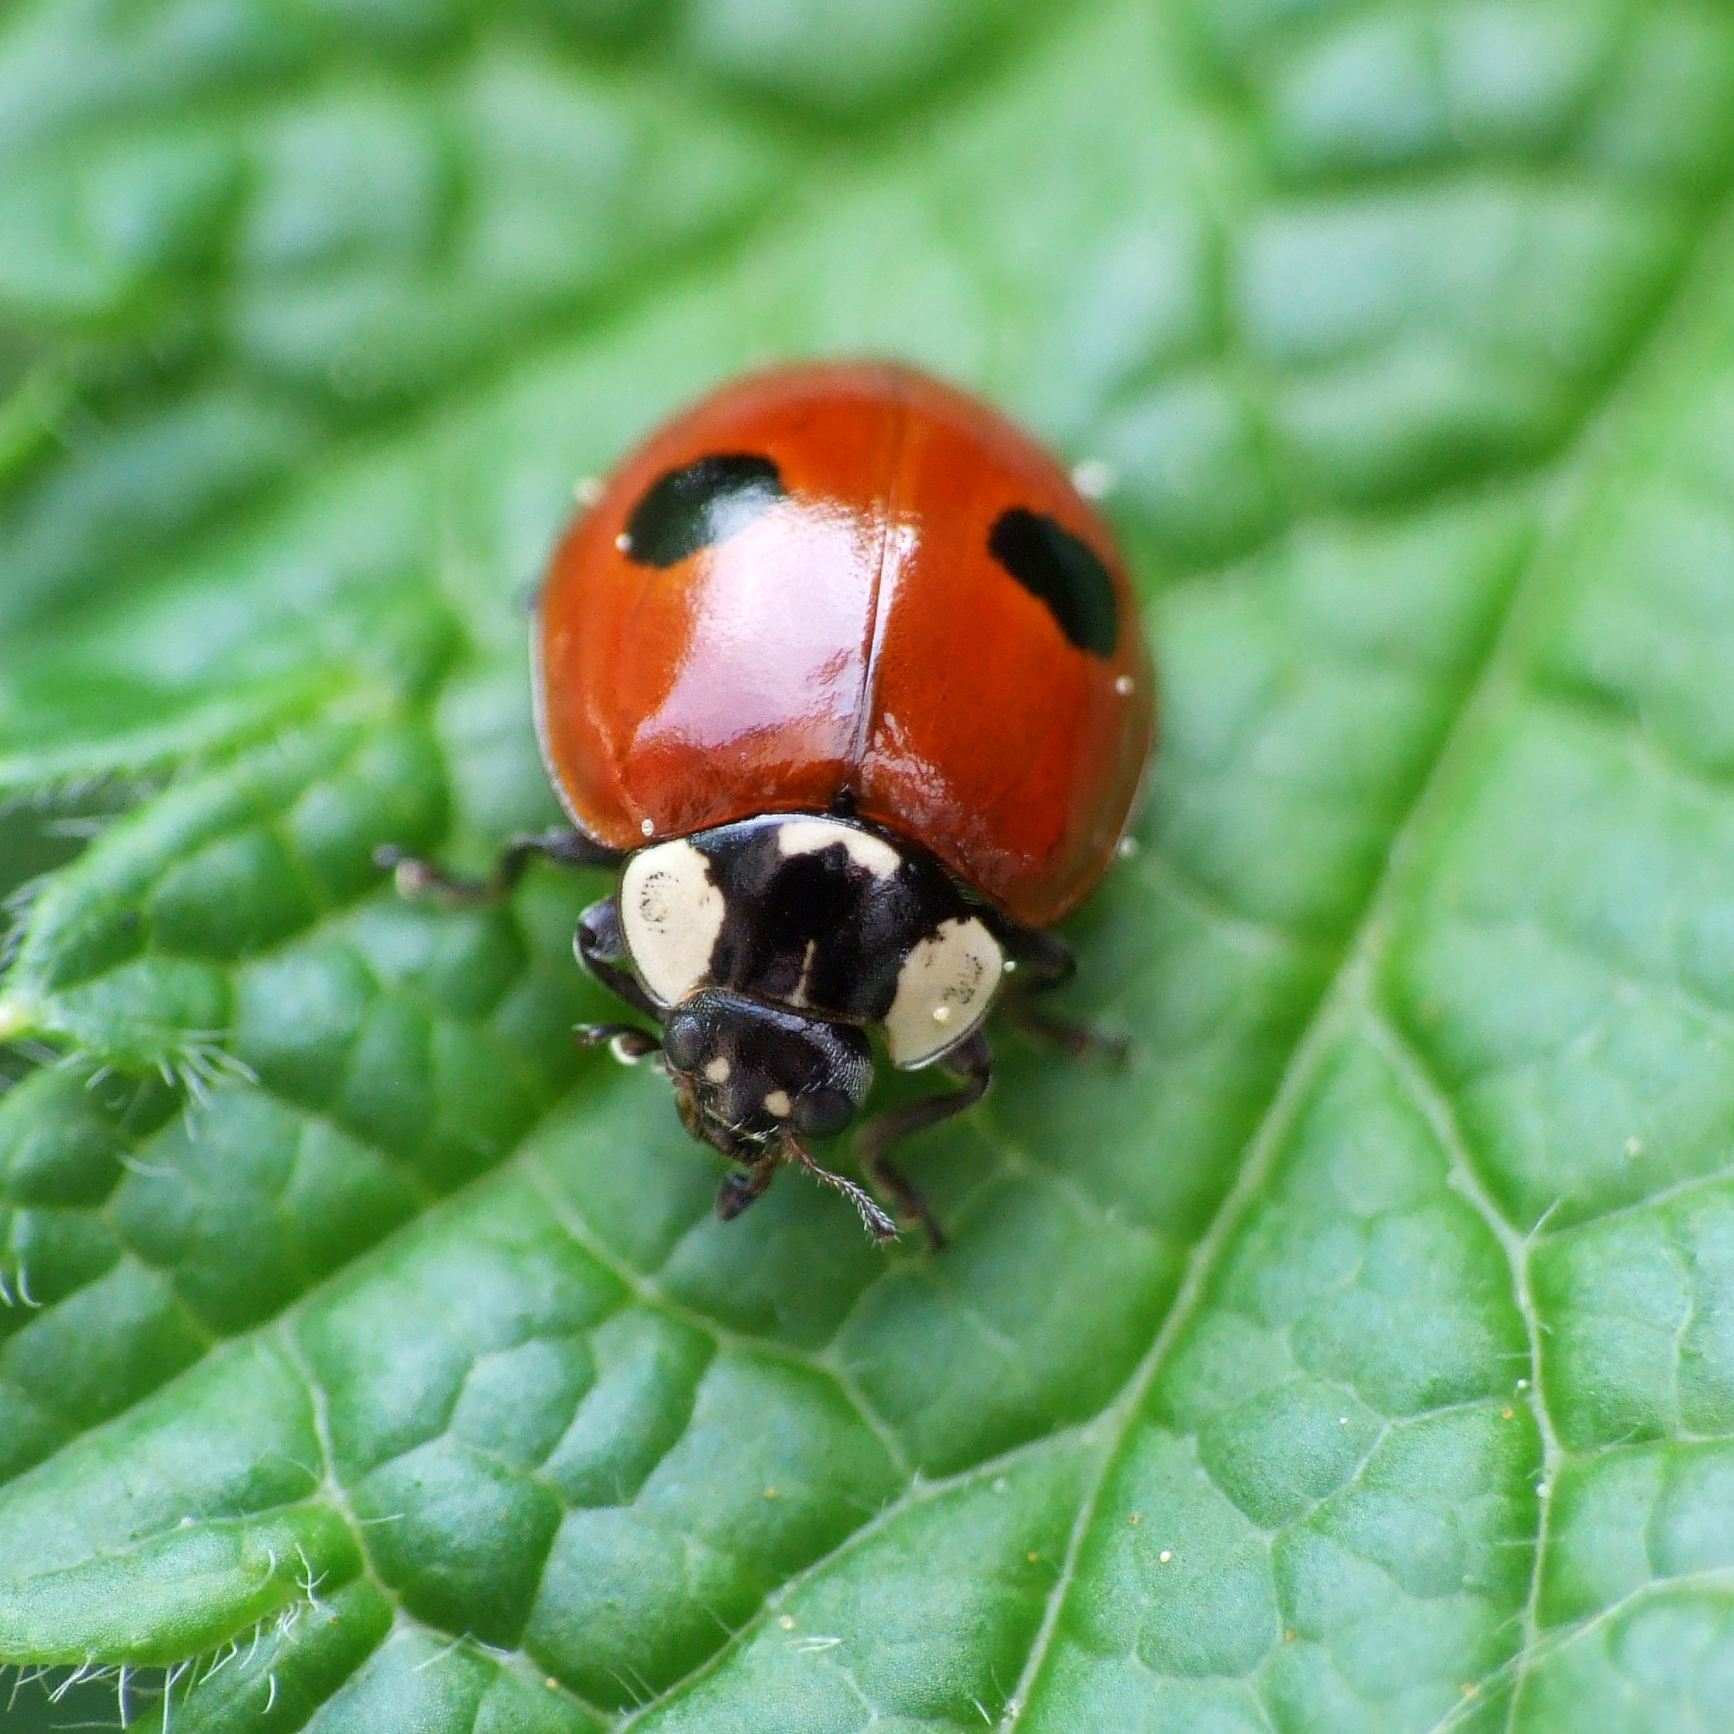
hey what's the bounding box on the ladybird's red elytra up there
[536,362,1153,930]
[384,362,1155,1246]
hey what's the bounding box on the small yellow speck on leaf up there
[779,1616,795,1631]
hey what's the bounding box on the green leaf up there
[4,0,1734,1729]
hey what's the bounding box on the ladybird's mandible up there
[385,362,1155,1245]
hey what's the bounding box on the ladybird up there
[382,362,1154,1245]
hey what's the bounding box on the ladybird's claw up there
[374,844,424,897]
[576,1023,662,1065]
[715,1170,758,1221]
[713,1149,780,1222]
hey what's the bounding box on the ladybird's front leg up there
[991,922,1128,1066]
[575,1023,663,1066]
[574,894,663,1038]
[377,824,624,904]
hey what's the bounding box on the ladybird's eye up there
[619,452,785,567]
[660,1006,706,1072]
[792,1087,855,1141]
[987,506,1119,658]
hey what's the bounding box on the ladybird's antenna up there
[780,1135,898,1242]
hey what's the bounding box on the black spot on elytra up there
[988,507,1119,658]
[620,453,784,567]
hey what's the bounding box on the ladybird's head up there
[660,988,874,1147]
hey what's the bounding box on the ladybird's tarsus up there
[988,919,1129,1067]
[377,827,624,905]
[576,1023,662,1065]
[374,845,491,904]
[1001,999,1130,1067]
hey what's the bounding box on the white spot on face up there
[776,816,901,879]
[615,531,632,552]
[641,818,655,837]
[764,1089,792,1118]
[885,917,1003,1067]
[1114,674,1135,696]
[703,1056,731,1083]
[620,840,726,1009]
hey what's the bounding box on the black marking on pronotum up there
[620,453,785,567]
[686,816,966,1025]
[987,507,1119,658]
[703,824,906,1021]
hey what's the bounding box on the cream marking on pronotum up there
[620,839,726,1007]
[703,1056,731,1083]
[775,815,901,879]
[764,1089,792,1118]
[884,916,1003,1067]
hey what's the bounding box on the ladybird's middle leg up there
[992,922,1128,1066]
[854,1031,992,1250]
